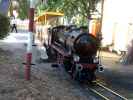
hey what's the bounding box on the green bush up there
[0,14,10,39]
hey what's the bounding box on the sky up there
[0,0,10,15]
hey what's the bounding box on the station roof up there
[35,11,64,22]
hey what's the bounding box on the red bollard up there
[25,53,32,80]
[25,0,35,80]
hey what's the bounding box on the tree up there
[0,14,10,39]
[37,0,101,25]
[18,0,29,20]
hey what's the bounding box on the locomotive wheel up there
[73,69,96,83]
[63,57,73,72]
[46,47,57,61]
[72,65,84,82]
[88,71,96,83]
[73,70,81,81]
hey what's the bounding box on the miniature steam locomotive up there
[46,25,103,82]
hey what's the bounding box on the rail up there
[88,82,128,100]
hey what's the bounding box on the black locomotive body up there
[47,25,102,82]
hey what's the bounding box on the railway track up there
[88,82,128,100]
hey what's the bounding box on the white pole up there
[27,32,33,53]
[25,0,35,80]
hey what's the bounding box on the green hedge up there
[0,14,10,39]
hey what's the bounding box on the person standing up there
[11,16,18,33]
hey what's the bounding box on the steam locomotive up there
[46,25,103,82]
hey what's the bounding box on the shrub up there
[0,14,10,39]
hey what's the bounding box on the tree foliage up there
[37,0,100,23]
[18,0,29,20]
[0,14,10,39]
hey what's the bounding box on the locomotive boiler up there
[47,25,102,82]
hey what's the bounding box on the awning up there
[35,11,64,23]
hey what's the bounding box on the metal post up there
[25,0,35,80]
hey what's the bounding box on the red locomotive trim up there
[80,63,97,70]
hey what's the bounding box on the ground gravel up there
[0,43,96,100]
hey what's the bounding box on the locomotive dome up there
[74,33,99,57]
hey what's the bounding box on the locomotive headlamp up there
[98,65,104,72]
[73,55,80,62]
